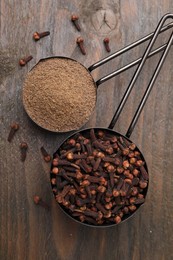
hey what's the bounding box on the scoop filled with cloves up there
[50,128,148,227]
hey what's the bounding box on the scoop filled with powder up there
[22,57,97,132]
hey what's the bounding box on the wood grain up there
[1,1,173,259]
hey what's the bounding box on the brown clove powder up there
[22,58,96,132]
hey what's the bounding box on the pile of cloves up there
[50,128,148,226]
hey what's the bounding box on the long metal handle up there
[96,42,170,86]
[108,13,173,134]
[126,32,173,138]
[88,20,173,73]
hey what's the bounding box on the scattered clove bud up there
[20,142,28,162]
[33,195,49,210]
[40,146,51,162]
[33,31,50,41]
[76,37,86,55]
[71,15,81,31]
[103,38,111,52]
[7,122,19,142]
[19,55,33,66]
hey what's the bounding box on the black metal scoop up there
[23,14,173,133]
[50,13,173,226]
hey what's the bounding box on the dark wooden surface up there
[1,1,173,260]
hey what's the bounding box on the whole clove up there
[19,55,33,66]
[71,15,81,31]
[8,122,19,142]
[20,142,28,162]
[33,195,49,210]
[40,146,51,162]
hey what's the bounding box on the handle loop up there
[107,14,173,137]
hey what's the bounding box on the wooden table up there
[1,1,173,259]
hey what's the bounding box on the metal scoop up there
[23,14,173,133]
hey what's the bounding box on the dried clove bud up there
[40,146,51,162]
[33,195,49,210]
[8,122,19,142]
[20,142,28,161]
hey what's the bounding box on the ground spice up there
[22,58,96,132]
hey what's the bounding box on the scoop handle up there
[126,31,173,137]
[95,42,171,86]
[107,13,173,137]
[88,20,173,81]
